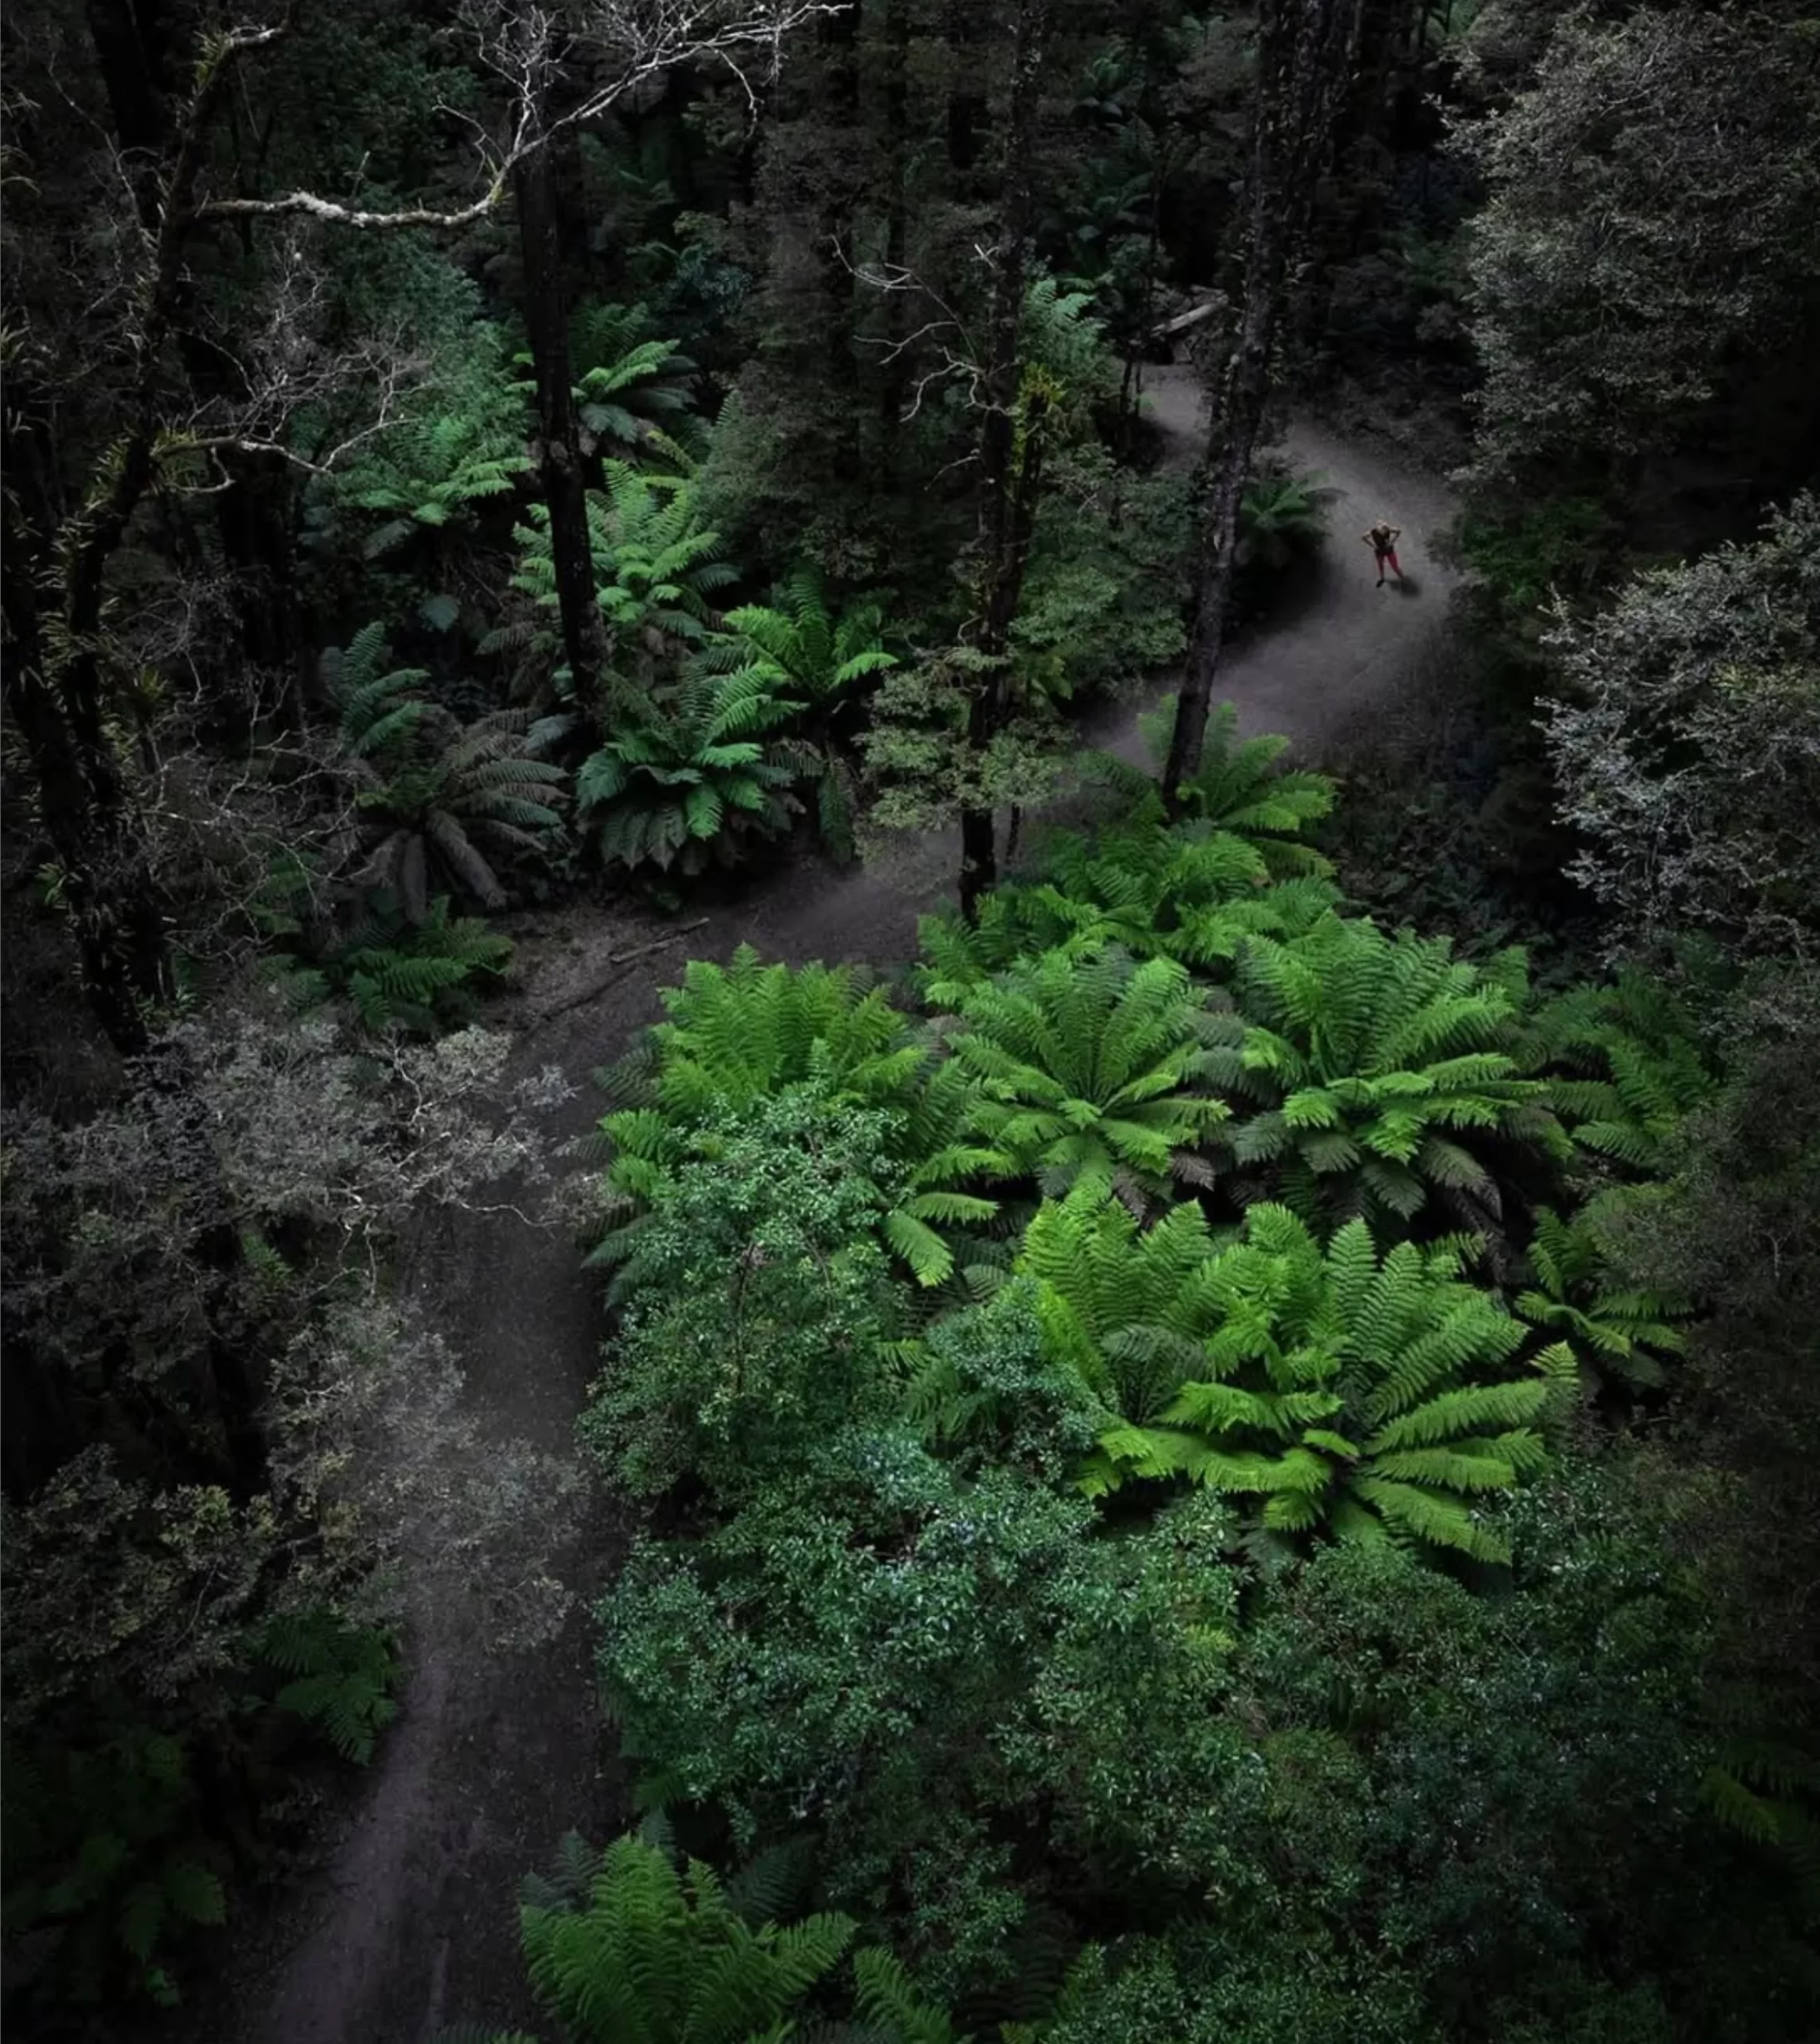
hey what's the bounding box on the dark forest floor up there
[217,367,1464,2043]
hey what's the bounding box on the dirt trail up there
[242,366,1458,2043]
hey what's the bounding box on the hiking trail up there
[236,365,1461,2043]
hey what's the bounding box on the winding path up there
[240,369,1459,2043]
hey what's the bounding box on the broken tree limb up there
[529,919,711,1029]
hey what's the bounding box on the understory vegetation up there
[2,0,1816,2040]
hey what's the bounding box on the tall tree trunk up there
[880,0,913,471]
[0,12,310,1052]
[88,0,300,695]
[514,137,611,717]
[958,0,1051,926]
[818,1,862,468]
[944,0,985,188]
[1160,0,1362,816]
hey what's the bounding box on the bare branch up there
[194,0,846,232]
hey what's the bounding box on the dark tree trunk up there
[958,0,1051,926]
[944,0,985,187]
[1161,0,1362,814]
[0,7,306,1052]
[514,137,611,716]
[3,418,172,1058]
[87,0,300,695]
[817,2,863,468]
[880,0,913,465]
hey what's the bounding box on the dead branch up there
[193,1,846,232]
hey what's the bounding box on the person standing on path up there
[1363,518,1404,586]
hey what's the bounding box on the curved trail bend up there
[245,366,1459,2043]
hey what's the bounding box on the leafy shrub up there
[598,1411,1247,1999]
[585,948,1000,1289]
[580,1087,909,1502]
[1541,496,1820,961]
[1011,451,1194,703]
[271,889,513,1037]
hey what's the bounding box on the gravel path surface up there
[241,366,1461,2043]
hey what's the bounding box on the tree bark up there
[1161,0,1363,816]
[88,0,301,694]
[880,0,914,469]
[0,15,326,1053]
[958,0,1051,926]
[513,137,612,717]
[818,0,862,458]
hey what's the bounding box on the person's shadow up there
[1390,572,1422,598]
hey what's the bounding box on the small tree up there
[1543,495,1820,964]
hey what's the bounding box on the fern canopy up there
[271,889,513,1037]
[576,659,802,877]
[325,623,569,917]
[710,566,898,863]
[1527,969,1719,1178]
[941,942,1229,1212]
[517,1833,854,2044]
[1515,1203,1689,1393]
[493,464,734,707]
[1151,1203,1570,1560]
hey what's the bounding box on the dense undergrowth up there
[4,1,1818,2038]
[447,710,1818,2043]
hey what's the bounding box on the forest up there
[2,0,1818,2038]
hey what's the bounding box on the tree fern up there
[710,566,898,863]
[585,948,1002,1289]
[329,321,530,561]
[1081,700,1337,870]
[1526,969,1719,1177]
[1154,1204,1570,1561]
[1235,467,1338,571]
[918,814,1338,1000]
[942,943,1230,1213]
[272,889,513,1037]
[529,299,701,460]
[513,1833,855,2044]
[996,1182,1234,1495]
[576,660,803,877]
[1210,912,1568,1237]
[1515,1203,1688,1393]
[850,1947,962,2044]
[2,1725,224,2007]
[254,1612,400,1765]
[325,624,569,916]
[491,463,736,708]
